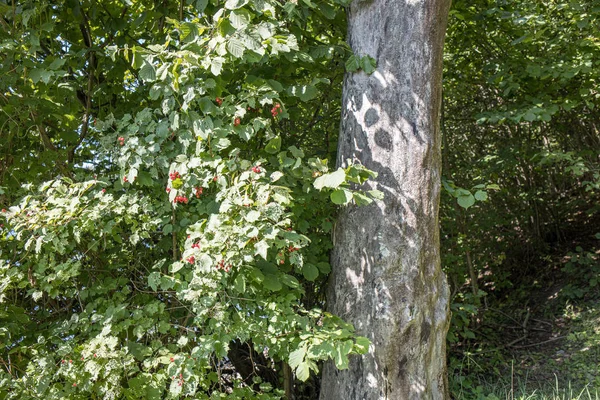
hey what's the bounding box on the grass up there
[452,371,600,399]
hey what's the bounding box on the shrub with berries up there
[173,195,188,204]
[271,103,282,117]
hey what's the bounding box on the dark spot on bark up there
[364,107,379,127]
[374,129,393,150]
[420,320,431,342]
[411,121,424,144]
[354,92,363,110]
[397,356,408,378]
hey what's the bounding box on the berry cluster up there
[194,186,203,198]
[117,136,125,146]
[251,166,261,173]
[186,256,195,264]
[191,242,200,249]
[287,246,300,253]
[169,171,181,181]
[271,103,282,117]
[173,195,188,204]
[216,259,232,272]
[123,176,128,183]
[215,97,223,106]
[172,372,185,387]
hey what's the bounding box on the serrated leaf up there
[226,38,245,58]
[345,54,360,72]
[360,55,377,74]
[229,10,249,29]
[314,168,346,190]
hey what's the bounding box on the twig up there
[510,336,567,349]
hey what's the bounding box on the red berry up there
[213,176,218,182]
[69,360,72,363]
[1,209,5,213]
[234,117,241,127]
[61,360,66,364]
[166,188,171,193]
[102,188,106,193]
[170,357,174,363]
[93,353,97,357]
[72,383,77,387]
[123,176,128,182]
[215,97,223,106]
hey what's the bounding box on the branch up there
[30,111,72,177]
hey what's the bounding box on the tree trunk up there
[320,1,452,399]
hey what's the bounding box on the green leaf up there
[265,136,282,154]
[457,194,476,209]
[211,57,224,76]
[360,55,377,74]
[263,274,282,291]
[234,274,246,293]
[331,189,353,205]
[226,38,245,58]
[139,62,156,82]
[354,336,370,353]
[287,85,318,102]
[296,362,310,381]
[255,240,269,260]
[148,272,161,291]
[474,190,488,201]
[288,345,306,369]
[279,273,300,289]
[345,55,360,72]
[368,190,384,200]
[314,168,346,190]
[245,210,260,222]
[302,264,319,281]
[334,340,354,370]
[225,0,249,9]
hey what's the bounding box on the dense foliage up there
[0,1,383,398]
[442,0,600,395]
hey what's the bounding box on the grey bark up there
[319,1,452,399]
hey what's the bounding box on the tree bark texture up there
[320,1,452,399]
